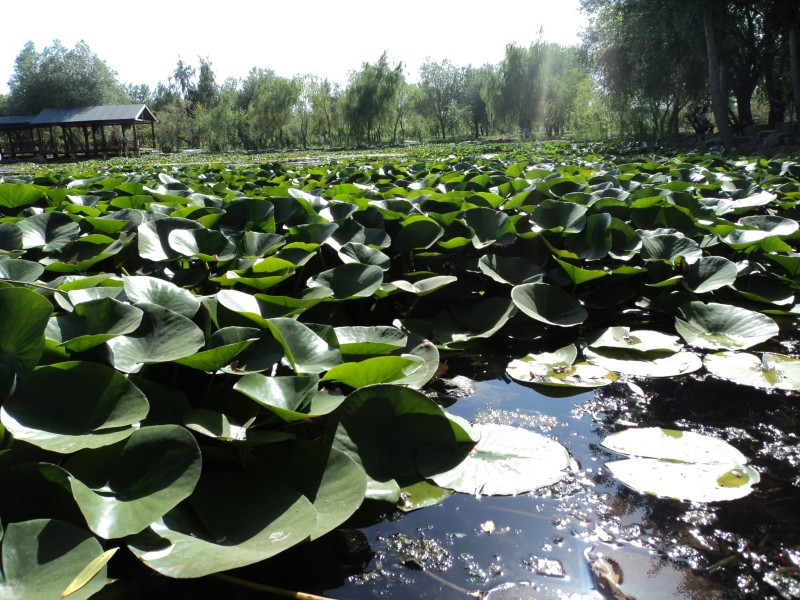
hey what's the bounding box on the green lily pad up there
[530,199,587,233]
[704,351,800,391]
[0,519,107,600]
[0,287,53,397]
[478,254,545,285]
[264,317,342,374]
[173,327,260,371]
[65,425,202,538]
[675,301,779,350]
[507,344,617,388]
[602,427,759,502]
[123,275,201,318]
[397,480,453,512]
[334,325,408,355]
[511,283,588,327]
[330,384,476,484]
[0,258,44,282]
[106,302,206,373]
[322,356,424,388]
[46,297,144,353]
[683,256,738,293]
[167,227,236,261]
[0,182,47,210]
[1,361,149,453]
[430,423,571,496]
[234,373,345,421]
[18,212,80,253]
[307,263,384,299]
[127,471,317,578]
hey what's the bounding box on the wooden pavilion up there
[0,104,157,160]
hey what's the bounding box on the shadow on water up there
[191,356,800,599]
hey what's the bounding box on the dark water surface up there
[314,363,800,599]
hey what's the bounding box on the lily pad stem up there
[211,573,336,599]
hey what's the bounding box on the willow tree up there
[493,41,551,136]
[342,52,404,145]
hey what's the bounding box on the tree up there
[244,69,301,148]
[188,58,219,110]
[494,41,551,136]
[418,59,464,140]
[462,65,493,139]
[6,40,127,114]
[342,52,404,145]
[582,0,708,139]
[703,0,734,146]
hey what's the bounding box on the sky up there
[0,1,588,97]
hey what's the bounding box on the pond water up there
[299,356,800,600]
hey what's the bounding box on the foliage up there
[6,40,129,115]
[0,140,796,592]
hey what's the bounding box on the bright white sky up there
[1,0,588,97]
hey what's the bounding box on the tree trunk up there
[703,0,734,147]
[790,20,800,123]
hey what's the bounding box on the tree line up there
[1,1,798,151]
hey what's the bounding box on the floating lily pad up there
[675,301,779,350]
[586,327,683,353]
[65,425,202,538]
[704,351,800,391]
[127,471,317,578]
[430,423,571,496]
[602,427,759,502]
[507,344,617,388]
[1,361,149,453]
[0,519,107,600]
[511,283,588,327]
[584,347,702,378]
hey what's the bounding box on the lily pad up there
[430,423,571,496]
[127,471,317,578]
[65,424,202,538]
[586,327,683,353]
[602,427,759,502]
[0,519,107,600]
[1,361,149,452]
[507,344,617,388]
[675,301,779,350]
[704,351,800,391]
[511,283,588,327]
[0,287,53,397]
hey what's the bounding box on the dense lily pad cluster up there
[0,142,797,593]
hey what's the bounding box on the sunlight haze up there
[1,0,587,97]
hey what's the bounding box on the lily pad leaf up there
[0,519,107,600]
[307,263,384,299]
[233,373,346,421]
[330,384,476,485]
[0,182,47,210]
[675,301,779,350]
[602,427,759,502]
[123,275,201,318]
[511,283,587,327]
[322,356,424,388]
[507,344,617,388]
[704,351,800,391]
[640,232,702,263]
[167,227,236,261]
[586,327,683,353]
[530,199,587,233]
[397,480,453,512]
[430,423,571,496]
[127,471,316,578]
[478,254,544,285]
[18,212,80,253]
[0,258,44,282]
[46,298,144,353]
[0,287,53,397]
[106,303,206,373]
[172,327,260,371]
[684,256,737,293]
[65,424,202,538]
[1,361,149,453]
[264,318,341,375]
[334,325,407,355]
[584,347,702,378]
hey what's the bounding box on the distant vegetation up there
[0,0,798,151]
